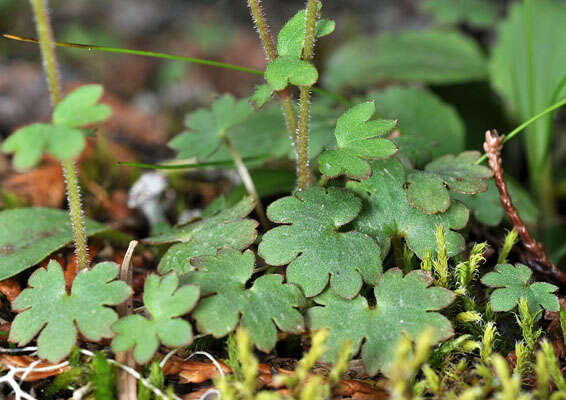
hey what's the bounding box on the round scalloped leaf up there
[9,260,131,362]
[182,249,306,352]
[348,158,469,260]
[258,187,382,299]
[111,273,199,364]
[481,263,559,317]
[307,269,455,375]
[143,198,258,275]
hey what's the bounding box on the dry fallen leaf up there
[3,159,65,208]
[0,355,69,381]
[0,279,21,302]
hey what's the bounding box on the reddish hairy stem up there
[483,130,566,286]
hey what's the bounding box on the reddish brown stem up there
[483,130,566,286]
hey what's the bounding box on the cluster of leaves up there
[2,4,565,398]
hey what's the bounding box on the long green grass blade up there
[3,34,350,105]
[476,97,566,165]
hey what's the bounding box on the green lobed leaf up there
[258,187,382,299]
[318,102,398,180]
[407,151,492,214]
[265,56,319,91]
[348,158,469,260]
[368,87,465,157]
[421,0,498,29]
[250,84,274,108]
[0,207,107,281]
[2,123,86,170]
[182,249,305,352]
[169,94,254,160]
[481,263,559,316]
[111,273,199,364]
[9,260,131,362]
[2,124,50,171]
[143,198,258,275]
[490,0,566,172]
[277,7,335,58]
[307,269,455,375]
[324,29,487,91]
[53,84,112,128]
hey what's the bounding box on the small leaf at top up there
[182,249,305,352]
[277,4,335,58]
[251,84,274,108]
[168,94,253,160]
[111,273,199,364]
[143,197,258,275]
[265,57,319,91]
[9,260,131,362]
[407,151,492,214]
[258,187,382,299]
[481,263,559,317]
[0,207,107,281]
[318,102,397,180]
[53,85,112,128]
[349,158,469,260]
[307,269,455,375]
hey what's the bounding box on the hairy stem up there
[246,0,300,160]
[223,136,269,229]
[296,0,319,190]
[30,0,89,271]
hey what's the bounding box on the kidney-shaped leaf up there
[258,187,382,299]
[318,102,397,180]
[182,249,305,352]
[111,273,199,364]
[0,208,107,281]
[407,151,492,214]
[348,158,469,260]
[481,263,559,317]
[143,198,258,275]
[9,260,131,362]
[308,269,455,375]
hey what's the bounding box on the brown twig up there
[483,130,566,286]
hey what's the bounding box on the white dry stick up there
[186,351,226,378]
[79,349,182,400]
[1,346,181,400]
[117,240,139,400]
[0,356,69,400]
